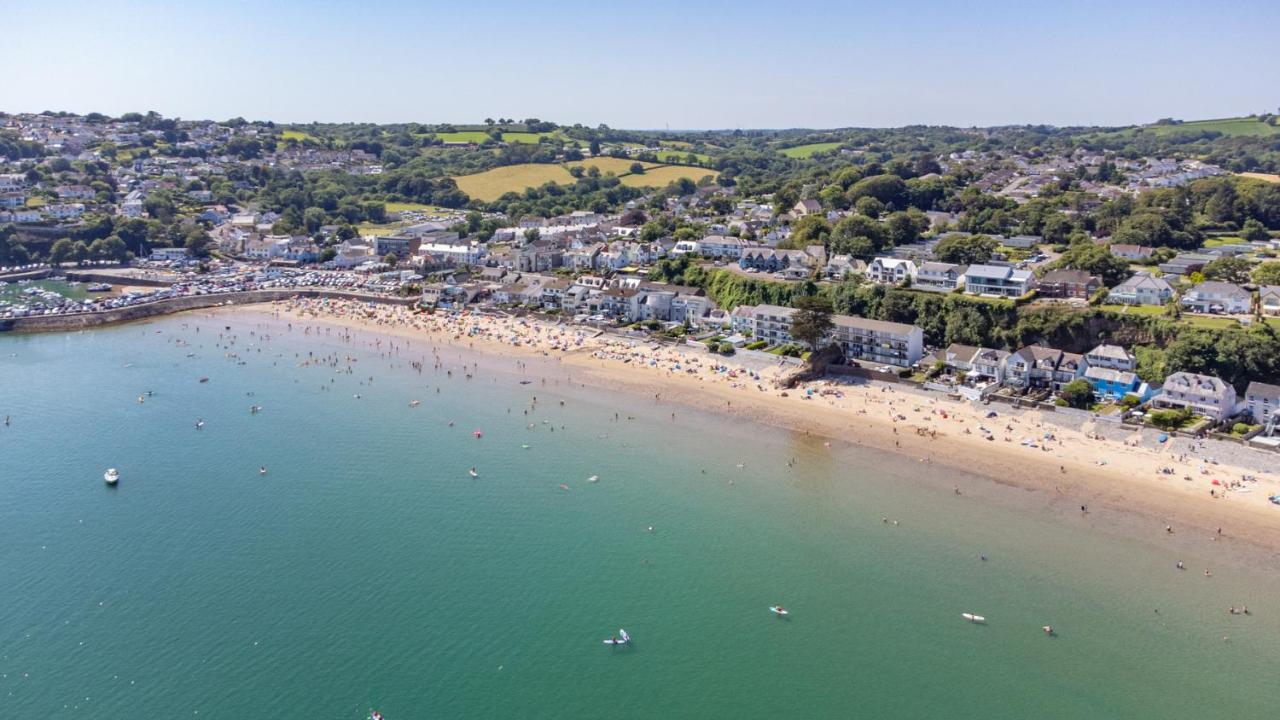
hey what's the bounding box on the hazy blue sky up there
[7,0,1277,129]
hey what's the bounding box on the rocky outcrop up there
[778,344,844,388]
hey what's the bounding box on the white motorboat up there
[103,468,120,485]
[588,475,599,483]
[961,613,986,623]
[769,606,789,616]
[469,468,478,478]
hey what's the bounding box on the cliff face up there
[1,290,416,333]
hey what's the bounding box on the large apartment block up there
[742,304,923,367]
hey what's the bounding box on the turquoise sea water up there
[1,316,1278,719]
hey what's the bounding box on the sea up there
[1,313,1277,719]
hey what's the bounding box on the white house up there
[914,261,967,291]
[1153,372,1238,422]
[1083,344,1135,372]
[866,257,917,285]
[963,264,1035,298]
[1107,273,1174,306]
[1180,281,1251,314]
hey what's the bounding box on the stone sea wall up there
[1,290,416,333]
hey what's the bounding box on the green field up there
[453,164,577,201]
[434,131,494,144]
[1099,304,1167,316]
[501,132,555,144]
[655,150,712,164]
[1139,117,1280,138]
[566,157,659,175]
[780,142,843,158]
[453,161,719,201]
[281,129,319,143]
[619,165,719,188]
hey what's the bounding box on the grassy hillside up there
[453,161,718,201]
[654,149,712,163]
[1140,117,1280,138]
[453,164,576,201]
[566,157,659,175]
[619,165,719,188]
[779,142,842,158]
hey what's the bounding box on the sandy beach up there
[207,298,1280,556]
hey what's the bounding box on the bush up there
[716,342,736,356]
[746,340,768,350]
[1231,422,1253,436]
[1149,408,1190,430]
[1119,393,1141,409]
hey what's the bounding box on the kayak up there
[962,613,986,623]
[769,606,789,616]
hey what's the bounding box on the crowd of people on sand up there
[261,297,1280,519]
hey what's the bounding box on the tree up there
[1251,261,1280,286]
[828,215,886,257]
[789,295,834,350]
[787,215,831,247]
[629,162,645,175]
[383,252,398,267]
[1202,256,1251,285]
[89,236,129,263]
[1242,218,1270,243]
[303,207,327,233]
[846,174,908,208]
[70,240,90,265]
[1059,379,1094,409]
[524,228,540,243]
[933,234,998,265]
[1052,240,1131,286]
[48,238,74,266]
[854,196,884,218]
[183,227,213,258]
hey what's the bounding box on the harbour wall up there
[0,290,416,333]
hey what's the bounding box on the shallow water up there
[1,317,1277,719]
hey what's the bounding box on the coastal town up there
[4,110,1280,461]
[6,2,1280,717]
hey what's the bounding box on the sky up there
[6,0,1278,129]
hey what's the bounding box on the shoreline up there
[66,297,1280,557]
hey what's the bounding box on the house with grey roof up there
[1084,344,1136,372]
[963,264,1035,298]
[1259,286,1280,316]
[1245,381,1280,426]
[1180,281,1251,314]
[914,262,967,291]
[1153,372,1239,422]
[1107,273,1173,306]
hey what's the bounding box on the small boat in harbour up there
[769,605,789,617]
[961,613,986,623]
[103,468,120,485]
[469,468,478,478]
